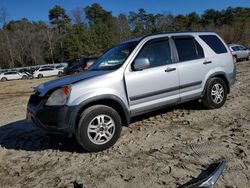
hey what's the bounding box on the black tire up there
[202,77,227,109]
[1,77,7,81]
[38,74,43,78]
[76,105,122,152]
[22,75,28,80]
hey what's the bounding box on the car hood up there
[36,70,110,96]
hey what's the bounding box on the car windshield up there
[89,42,138,71]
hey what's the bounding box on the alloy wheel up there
[87,114,115,145]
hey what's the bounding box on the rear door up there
[47,68,55,76]
[13,72,21,79]
[175,34,229,102]
[42,68,52,76]
[125,37,180,115]
[172,36,207,101]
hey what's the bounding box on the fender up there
[202,71,230,96]
[71,94,131,133]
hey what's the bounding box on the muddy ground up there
[0,61,249,188]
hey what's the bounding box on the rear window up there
[173,37,204,62]
[199,35,227,54]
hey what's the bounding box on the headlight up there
[46,85,71,106]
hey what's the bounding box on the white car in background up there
[0,71,29,81]
[33,67,63,78]
[228,44,250,62]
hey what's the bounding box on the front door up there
[125,38,180,115]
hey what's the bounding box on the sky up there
[0,0,249,23]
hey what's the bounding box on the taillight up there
[227,46,235,63]
[83,65,90,71]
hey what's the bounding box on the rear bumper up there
[27,94,78,135]
[227,64,236,86]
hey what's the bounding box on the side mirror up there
[132,58,150,71]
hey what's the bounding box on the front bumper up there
[27,93,77,135]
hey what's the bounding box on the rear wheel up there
[76,105,122,152]
[1,77,7,81]
[38,74,43,78]
[202,77,227,109]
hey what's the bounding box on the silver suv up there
[27,32,236,152]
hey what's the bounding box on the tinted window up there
[5,72,16,75]
[238,45,246,50]
[136,39,172,68]
[173,37,204,62]
[40,68,52,71]
[231,46,238,51]
[199,35,227,54]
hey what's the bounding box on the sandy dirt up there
[0,61,249,188]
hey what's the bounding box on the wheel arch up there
[1,77,7,81]
[73,95,130,134]
[202,72,230,95]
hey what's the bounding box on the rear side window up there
[199,35,227,54]
[173,37,204,62]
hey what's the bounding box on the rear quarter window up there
[199,35,227,54]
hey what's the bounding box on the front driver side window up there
[135,39,172,68]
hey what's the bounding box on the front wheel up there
[76,105,122,152]
[202,77,227,109]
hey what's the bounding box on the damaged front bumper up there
[27,93,77,136]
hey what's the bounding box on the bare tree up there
[0,7,15,68]
[71,7,85,25]
[46,27,55,64]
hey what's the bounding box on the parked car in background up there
[228,44,250,62]
[64,57,98,75]
[56,64,65,70]
[19,68,34,79]
[33,67,63,78]
[28,32,235,152]
[58,62,68,68]
[0,71,29,81]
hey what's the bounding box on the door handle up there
[203,61,212,65]
[165,67,176,72]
